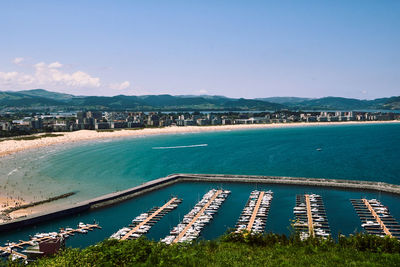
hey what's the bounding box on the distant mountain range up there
[0,89,399,111]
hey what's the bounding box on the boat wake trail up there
[7,168,19,176]
[152,144,208,150]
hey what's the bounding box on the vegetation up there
[0,133,64,142]
[0,129,39,138]
[2,89,399,111]
[7,232,400,266]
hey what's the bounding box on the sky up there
[0,0,399,99]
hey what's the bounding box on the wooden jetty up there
[351,198,400,239]
[172,190,222,243]
[0,223,101,261]
[305,194,314,237]
[0,245,28,260]
[293,194,330,239]
[235,190,273,233]
[247,191,265,231]
[120,197,181,240]
[160,189,230,244]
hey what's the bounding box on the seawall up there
[1,173,399,232]
[178,174,400,194]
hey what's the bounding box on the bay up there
[1,123,400,247]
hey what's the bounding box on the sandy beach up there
[1,121,399,159]
[0,196,27,223]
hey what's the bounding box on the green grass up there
[9,233,400,266]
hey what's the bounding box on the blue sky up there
[0,0,399,99]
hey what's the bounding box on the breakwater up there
[1,173,400,232]
[2,192,76,214]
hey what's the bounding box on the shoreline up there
[1,120,399,158]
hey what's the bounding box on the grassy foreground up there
[8,233,400,266]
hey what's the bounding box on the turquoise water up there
[36,123,400,199]
[1,123,400,247]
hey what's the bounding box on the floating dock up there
[293,194,330,239]
[351,198,400,239]
[235,190,273,233]
[0,246,27,260]
[161,189,230,244]
[110,197,182,240]
[0,222,101,261]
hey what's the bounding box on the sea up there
[0,123,400,248]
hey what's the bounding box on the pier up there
[363,199,392,237]
[351,199,400,239]
[235,190,273,233]
[121,197,180,240]
[247,191,265,231]
[0,222,100,261]
[293,194,330,239]
[0,246,27,260]
[305,195,314,237]
[161,189,230,244]
[110,197,181,240]
[173,190,222,243]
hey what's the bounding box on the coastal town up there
[1,110,399,137]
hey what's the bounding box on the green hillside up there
[0,91,65,108]
[14,89,76,100]
[257,97,312,104]
[1,89,399,111]
[0,90,284,111]
[13,233,400,267]
[277,97,399,110]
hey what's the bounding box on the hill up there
[0,89,399,111]
[290,97,374,110]
[256,97,312,104]
[280,96,400,111]
[26,233,400,266]
[0,90,283,111]
[0,91,65,109]
[13,89,76,101]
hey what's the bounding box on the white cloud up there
[199,89,208,94]
[0,59,131,93]
[48,61,63,69]
[33,62,101,87]
[0,71,18,82]
[13,57,24,65]
[110,81,130,90]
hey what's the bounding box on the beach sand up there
[0,196,27,223]
[0,120,399,221]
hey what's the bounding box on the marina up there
[0,181,399,251]
[161,189,230,244]
[110,197,182,240]
[0,222,101,262]
[351,199,400,239]
[235,190,273,233]
[3,173,400,233]
[293,194,330,240]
